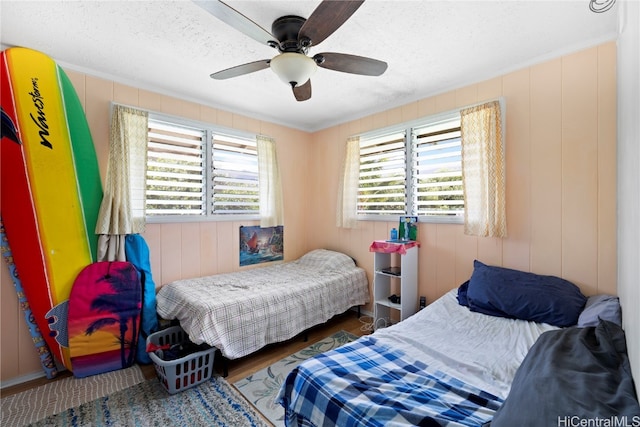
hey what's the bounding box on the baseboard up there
[1,360,67,390]
[1,371,47,390]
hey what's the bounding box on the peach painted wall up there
[0,42,616,384]
[308,42,617,310]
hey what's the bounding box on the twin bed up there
[277,260,640,426]
[156,250,640,426]
[277,289,549,426]
[156,249,369,360]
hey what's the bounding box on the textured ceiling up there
[1,1,618,132]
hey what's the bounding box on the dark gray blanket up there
[490,320,640,426]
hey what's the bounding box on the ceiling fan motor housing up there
[272,15,308,52]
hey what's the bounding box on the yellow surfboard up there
[1,47,103,370]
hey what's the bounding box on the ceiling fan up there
[194,0,388,101]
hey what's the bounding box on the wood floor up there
[2,310,373,397]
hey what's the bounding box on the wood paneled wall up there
[308,42,617,307]
[0,42,617,384]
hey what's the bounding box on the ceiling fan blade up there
[299,0,364,47]
[314,52,387,76]
[210,59,271,80]
[293,80,312,102]
[193,0,278,47]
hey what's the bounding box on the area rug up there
[1,365,145,426]
[234,330,359,426]
[26,375,269,427]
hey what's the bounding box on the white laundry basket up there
[147,326,216,394]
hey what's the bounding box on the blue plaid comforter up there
[276,336,503,427]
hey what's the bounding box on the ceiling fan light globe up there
[270,52,317,87]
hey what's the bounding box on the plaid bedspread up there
[156,250,369,359]
[277,336,503,427]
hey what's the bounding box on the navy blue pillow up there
[466,260,587,327]
[457,280,470,307]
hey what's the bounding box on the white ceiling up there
[1,1,618,132]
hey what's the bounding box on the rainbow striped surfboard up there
[1,47,103,371]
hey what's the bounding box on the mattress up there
[156,249,370,359]
[372,290,559,399]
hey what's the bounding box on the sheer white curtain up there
[257,135,284,227]
[95,105,149,260]
[460,100,507,237]
[336,136,360,229]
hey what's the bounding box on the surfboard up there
[0,219,58,379]
[0,47,103,371]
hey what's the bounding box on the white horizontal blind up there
[358,131,406,215]
[412,117,464,217]
[211,133,259,214]
[146,120,206,216]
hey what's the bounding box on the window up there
[211,134,259,214]
[146,120,206,216]
[357,112,463,221]
[412,117,463,217]
[146,116,259,219]
[358,131,406,215]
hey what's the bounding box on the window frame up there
[145,111,261,224]
[356,109,467,224]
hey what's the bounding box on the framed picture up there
[239,225,284,266]
[398,215,418,241]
